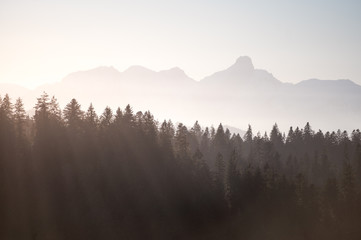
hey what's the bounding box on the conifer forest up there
[0,93,360,240]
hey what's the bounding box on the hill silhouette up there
[1,56,360,132]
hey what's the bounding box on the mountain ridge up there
[0,56,360,132]
[38,56,360,88]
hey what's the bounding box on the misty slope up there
[1,56,360,132]
[198,56,361,131]
[200,56,282,92]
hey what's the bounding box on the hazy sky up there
[1,0,361,89]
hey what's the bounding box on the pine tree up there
[190,120,202,141]
[142,111,157,138]
[1,94,13,120]
[14,98,27,140]
[270,123,283,151]
[200,127,210,152]
[0,94,15,161]
[34,92,51,139]
[63,98,84,131]
[159,120,175,160]
[175,123,189,158]
[303,122,313,142]
[100,106,113,127]
[123,104,134,128]
[0,94,14,134]
[243,125,254,163]
[214,123,227,150]
[210,126,215,140]
[47,96,62,124]
[244,124,253,143]
[114,107,123,125]
[85,103,98,128]
[286,126,294,144]
[225,128,231,141]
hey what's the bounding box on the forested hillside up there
[0,92,360,239]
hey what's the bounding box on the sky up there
[1,0,361,89]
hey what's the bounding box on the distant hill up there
[1,56,360,133]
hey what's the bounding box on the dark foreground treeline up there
[0,92,360,240]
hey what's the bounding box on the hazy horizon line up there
[1,56,356,90]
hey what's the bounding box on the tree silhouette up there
[0,92,360,239]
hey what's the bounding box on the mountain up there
[0,56,360,133]
[223,125,246,137]
[200,56,281,91]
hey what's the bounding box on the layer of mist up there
[1,56,360,133]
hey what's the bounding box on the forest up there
[0,92,360,240]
